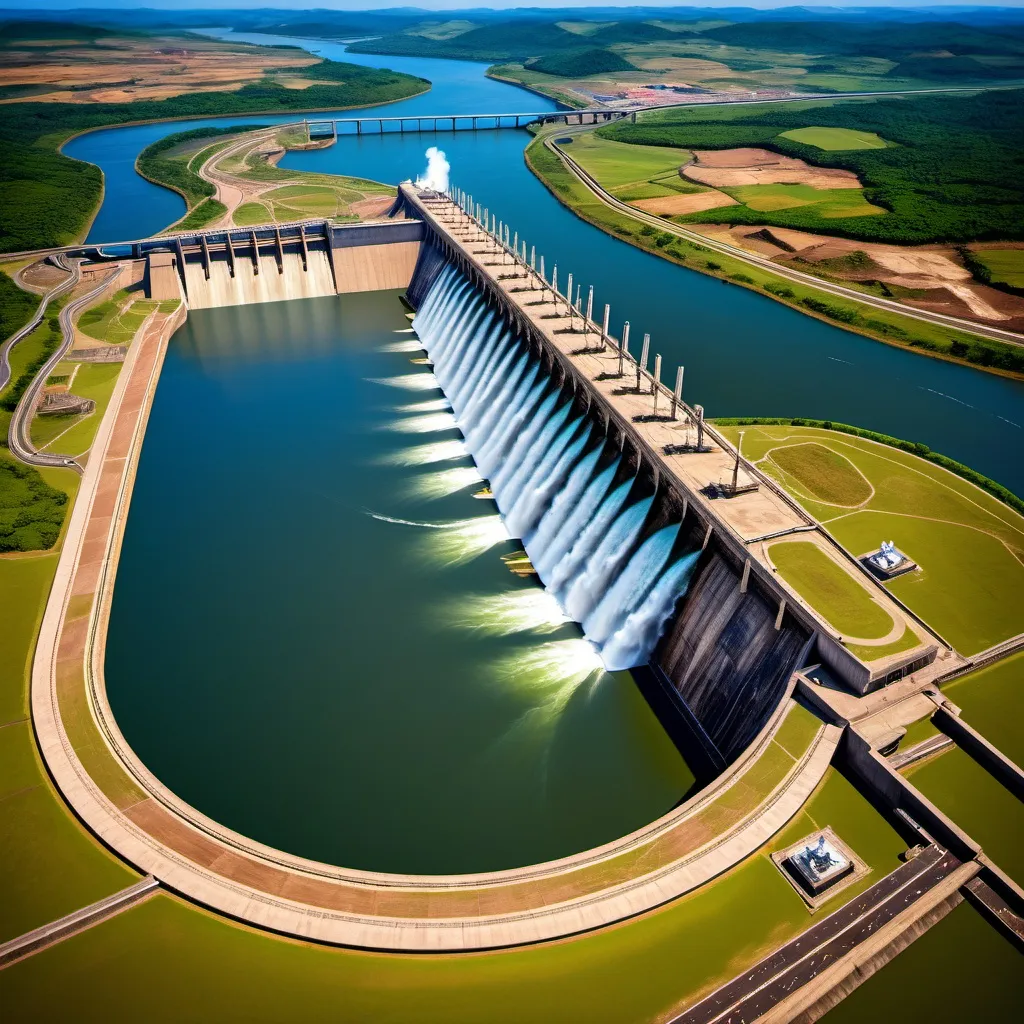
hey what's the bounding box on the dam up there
[26,184,973,954]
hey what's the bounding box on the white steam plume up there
[416,146,450,192]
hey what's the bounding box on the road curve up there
[0,258,79,393]
[543,130,1024,349]
[7,264,122,475]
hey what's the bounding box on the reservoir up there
[50,27,1024,1017]
[103,289,692,873]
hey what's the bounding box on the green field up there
[0,766,906,1022]
[908,746,1024,885]
[559,132,693,194]
[972,248,1024,289]
[0,467,139,944]
[33,362,122,459]
[723,183,885,220]
[768,443,871,506]
[941,653,1024,763]
[720,423,1024,654]
[768,540,895,640]
[78,292,157,345]
[778,126,888,151]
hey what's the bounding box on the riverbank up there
[525,124,1024,380]
[1,67,429,254]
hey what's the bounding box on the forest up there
[598,90,1024,245]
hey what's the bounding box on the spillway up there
[413,263,699,673]
[182,247,336,309]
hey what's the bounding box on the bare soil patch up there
[0,38,316,104]
[684,148,863,190]
[630,190,737,215]
[690,223,1024,328]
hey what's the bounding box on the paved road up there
[0,257,79,392]
[670,845,962,1023]
[7,264,122,474]
[546,131,1024,348]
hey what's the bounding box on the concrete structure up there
[27,217,846,952]
[304,109,627,140]
[399,186,940,705]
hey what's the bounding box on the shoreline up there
[51,82,431,247]
[524,129,1024,382]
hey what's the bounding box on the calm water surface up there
[104,291,691,873]
[64,31,1024,494]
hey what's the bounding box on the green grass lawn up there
[0,765,904,1023]
[831,512,1024,655]
[846,624,921,663]
[78,291,157,345]
[941,652,1024,764]
[722,183,885,219]
[0,462,138,944]
[908,745,1024,885]
[778,126,888,151]
[559,132,692,192]
[973,248,1024,289]
[767,442,871,506]
[233,202,271,227]
[719,424,1024,655]
[768,540,894,640]
[40,362,122,459]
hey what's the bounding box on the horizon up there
[10,2,1024,13]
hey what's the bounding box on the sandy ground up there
[0,39,315,104]
[350,196,395,219]
[683,148,863,190]
[690,223,1024,326]
[630,190,738,215]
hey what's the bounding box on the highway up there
[671,844,967,1023]
[6,264,122,475]
[544,129,1024,349]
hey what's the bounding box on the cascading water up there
[413,263,700,673]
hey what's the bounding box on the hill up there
[527,48,637,79]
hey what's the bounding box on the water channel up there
[71,28,1023,1009]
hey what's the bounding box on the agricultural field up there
[778,127,888,151]
[557,132,695,196]
[718,423,1024,655]
[721,183,883,219]
[971,248,1024,290]
[598,90,1024,245]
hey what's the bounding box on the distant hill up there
[527,48,638,79]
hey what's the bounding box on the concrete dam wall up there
[407,240,810,764]
[144,220,424,309]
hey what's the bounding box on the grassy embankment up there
[0,298,139,940]
[714,421,1024,656]
[0,762,910,1022]
[0,61,429,253]
[766,540,918,662]
[525,120,1024,378]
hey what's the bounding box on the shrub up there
[706,260,722,271]
[0,458,69,552]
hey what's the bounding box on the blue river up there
[63,30,1024,494]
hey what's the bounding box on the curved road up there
[543,129,1024,348]
[0,257,79,392]
[7,264,122,475]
